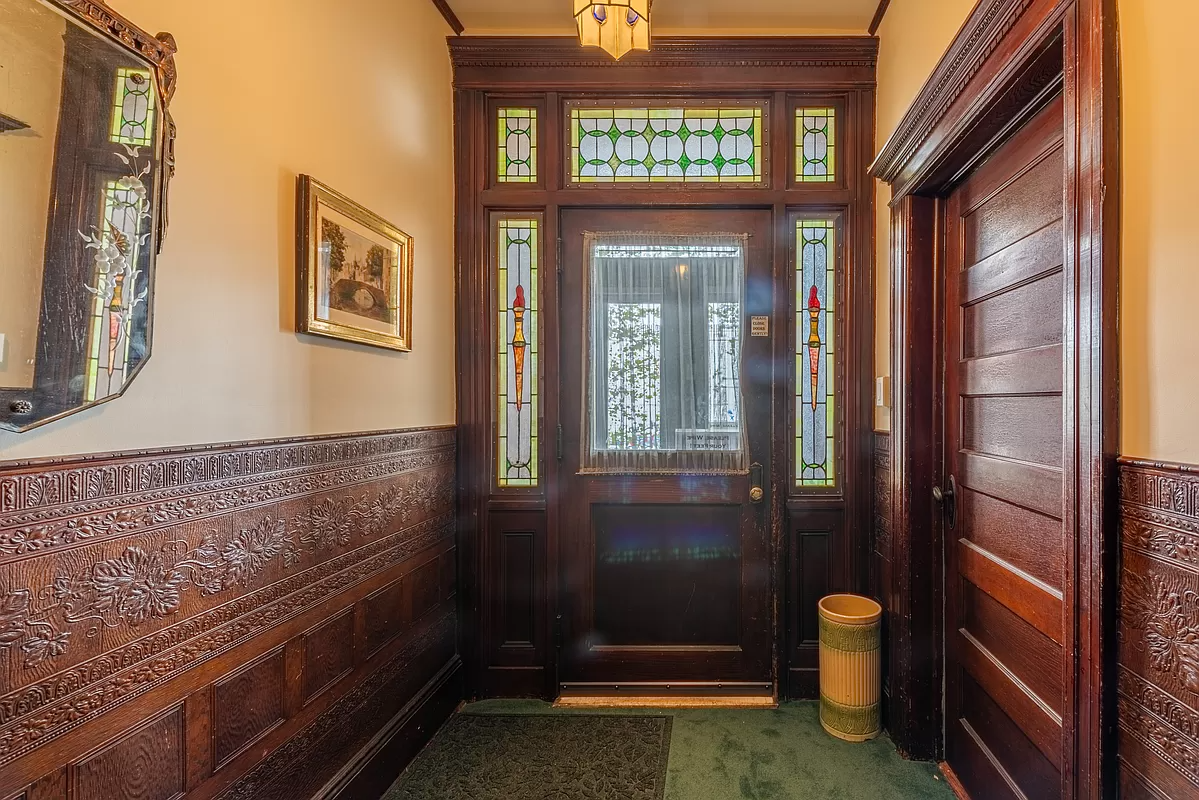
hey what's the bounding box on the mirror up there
[0,0,176,431]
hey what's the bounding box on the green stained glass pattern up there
[497,219,540,487]
[110,67,156,147]
[795,220,836,488]
[796,107,835,183]
[570,106,764,183]
[498,108,537,183]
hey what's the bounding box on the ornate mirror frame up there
[0,0,177,432]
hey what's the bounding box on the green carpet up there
[386,701,954,800]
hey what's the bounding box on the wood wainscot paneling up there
[871,432,892,722]
[1118,459,1199,800]
[0,427,459,800]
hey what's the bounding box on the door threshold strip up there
[554,695,778,709]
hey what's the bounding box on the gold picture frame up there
[296,175,414,351]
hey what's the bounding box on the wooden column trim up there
[432,0,464,35]
[869,0,892,36]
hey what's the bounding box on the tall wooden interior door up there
[942,94,1068,798]
[557,208,774,694]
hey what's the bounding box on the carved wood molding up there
[1120,458,1199,793]
[869,0,1036,183]
[873,432,891,555]
[0,427,456,769]
[448,35,879,71]
[0,428,454,551]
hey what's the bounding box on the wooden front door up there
[557,208,774,694]
[942,94,1067,798]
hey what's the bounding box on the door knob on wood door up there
[933,474,957,530]
[750,462,765,503]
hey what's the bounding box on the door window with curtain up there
[582,232,748,474]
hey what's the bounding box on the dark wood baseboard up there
[329,657,464,799]
[939,762,970,799]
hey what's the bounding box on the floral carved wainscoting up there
[0,427,460,800]
[1119,458,1199,799]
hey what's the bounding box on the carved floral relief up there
[0,470,451,671]
[1122,568,1199,696]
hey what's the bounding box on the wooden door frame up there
[451,37,880,701]
[869,0,1119,796]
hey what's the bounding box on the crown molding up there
[449,35,879,70]
[869,0,1036,183]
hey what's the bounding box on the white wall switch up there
[875,376,891,408]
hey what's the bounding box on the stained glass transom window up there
[570,106,764,183]
[795,220,836,488]
[795,107,835,183]
[110,68,156,147]
[497,218,540,487]
[498,108,537,183]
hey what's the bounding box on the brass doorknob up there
[750,486,764,503]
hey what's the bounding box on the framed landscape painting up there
[296,175,414,351]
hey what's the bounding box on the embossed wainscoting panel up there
[0,427,460,800]
[871,432,892,725]
[1118,458,1199,800]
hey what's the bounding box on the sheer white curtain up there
[582,232,748,474]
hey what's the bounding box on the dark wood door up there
[557,208,774,693]
[943,94,1067,799]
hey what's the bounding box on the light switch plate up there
[875,376,891,408]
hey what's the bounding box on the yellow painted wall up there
[0,0,457,461]
[873,0,1199,462]
[1119,0,1199,462]
[0,2,65,390]
[872,0,978,431]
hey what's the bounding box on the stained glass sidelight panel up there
[570,106,764,183]
[110,67,156,147]
[497,218,540,487]
[795,220,836,487]
[795,107,835,183]
[497,108,537,183]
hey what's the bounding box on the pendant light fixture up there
[574,1,652,60]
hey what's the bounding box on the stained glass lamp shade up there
[575,0,651,60]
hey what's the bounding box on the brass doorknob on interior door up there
[750,486,764,503]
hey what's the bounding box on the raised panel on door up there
[944,93,1066,799]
